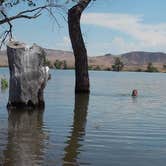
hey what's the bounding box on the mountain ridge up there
[1,49,166,71]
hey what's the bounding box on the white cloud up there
[110,37,138,53]
[109,37,154,54]
[82,13,166,53]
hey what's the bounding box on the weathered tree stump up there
[7,41,49,109]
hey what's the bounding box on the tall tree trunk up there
[68,0,91,93]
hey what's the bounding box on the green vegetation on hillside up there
[146,63,158,72]
[112,57,124,72]
[40,57,164,73]
[44,58,51,68]
[163,64,166,69]
[54,60,68,69]
[43,59,69,69]
[54,60,62,69]
[94,65,101,71]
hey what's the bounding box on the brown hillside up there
[1,49,166,71]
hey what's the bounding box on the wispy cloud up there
[82,13,166,53]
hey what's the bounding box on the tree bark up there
[7,41,49,109]
[68,0,91,93]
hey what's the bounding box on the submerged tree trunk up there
[68,0,91,93]
[7,41,49,109]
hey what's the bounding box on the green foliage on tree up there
[63,60,67,69]
[163,64,166,69]
[44,58,51,67]
[112,57,124,71]
[105,67,111,71]
[54,60,62,69]
[1,77,8,89]
[88,65,93,70]
[54,60,68,69]
[136,68,143,72]
[94,65,101,71]
[146,62,158,72]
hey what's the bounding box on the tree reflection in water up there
[3,108,47,166]
[63,93,89,166]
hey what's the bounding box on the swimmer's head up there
[132,89,138,97]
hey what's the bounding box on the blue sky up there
[4,0,166,56]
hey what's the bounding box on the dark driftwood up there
[7,41,49,109]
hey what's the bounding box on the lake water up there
[1,68,166,166]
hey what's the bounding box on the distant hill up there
[121,51,166,65]
[0,49,75,67]
[1,49,166,71]
[44,49,74,67]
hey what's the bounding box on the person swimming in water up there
[132,89,138,97]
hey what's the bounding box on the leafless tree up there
[0,0,68,48]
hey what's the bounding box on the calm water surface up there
[1,68,166,166]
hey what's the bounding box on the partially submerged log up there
[7,41,49,109]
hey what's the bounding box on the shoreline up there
[0,66,165,73]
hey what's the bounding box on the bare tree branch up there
[0,4,64,25]
[0,2,65,48]
[0,11,13,48]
